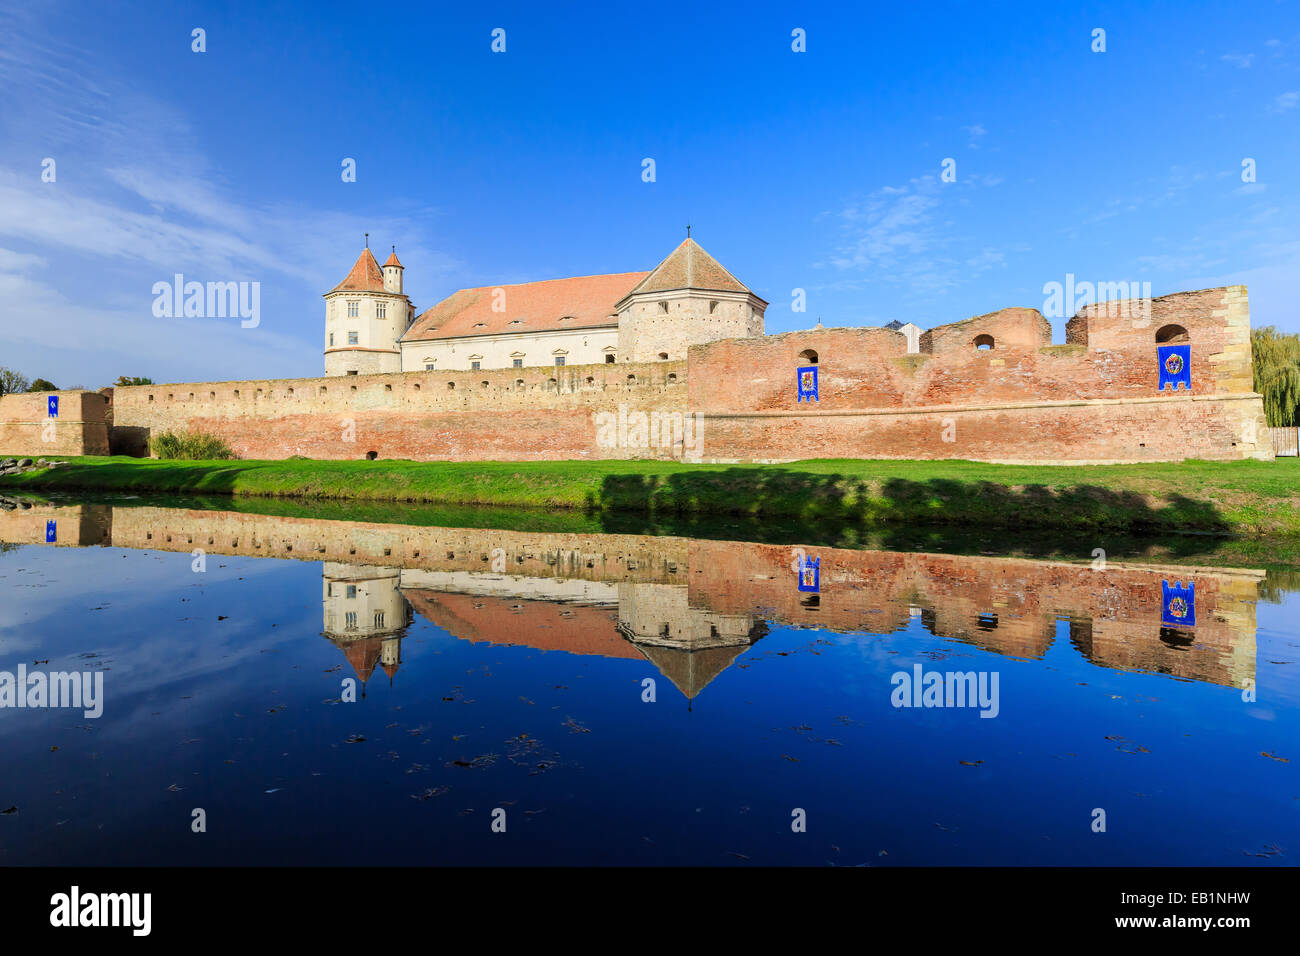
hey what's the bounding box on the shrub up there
[150,430,236,460]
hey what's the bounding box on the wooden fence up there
[1270,427,1299,457]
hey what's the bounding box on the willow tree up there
[1252,326,1300,426]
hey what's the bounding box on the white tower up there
[323,239,412,376]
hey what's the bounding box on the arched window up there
[1156,324,1189,343]
[973,334,995,351]
[658,352,669,360]
[798,349,818,365]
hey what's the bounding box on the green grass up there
[3,454,1299,538]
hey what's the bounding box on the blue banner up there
[1158,344,1191,391]
[45,520,57,543]
[1161,580,1195,627]
[47,395,59,418]
[797,555,820,593]
[796,365,819,402]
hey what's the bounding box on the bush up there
[150,430,236,460]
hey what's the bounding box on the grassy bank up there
[3,454,1298,537]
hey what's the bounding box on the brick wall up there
[0,390,111,456]
[111,359,688,460]
[3,286,1268,464]
[687,286,1270,463]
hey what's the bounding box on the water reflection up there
[1,500,1264,694]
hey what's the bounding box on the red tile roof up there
[383,249,403,268]
[328,248,388,294]
[402,272,647,342]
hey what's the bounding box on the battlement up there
[0,286,1268,465]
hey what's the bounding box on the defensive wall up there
[0,286,1271,464]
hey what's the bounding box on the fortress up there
[0,236,1273,464]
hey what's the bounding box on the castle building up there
[323,236,768,375]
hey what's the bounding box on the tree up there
[114,375,154,387]
[0,367,30,398]
[28,378,58,392]
[1251,326,1300,426]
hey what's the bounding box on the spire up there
[328,247,386,293]
[384,246,404,269]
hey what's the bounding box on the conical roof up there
[383,249,403,268]
[328,248,387,293]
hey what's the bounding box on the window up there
[555,356,565,366]
[973,334,994,351]
[471,361,481,371]
[374,611,385,629]
[605,354,615,363]
[709,300,719,314]
[1156,324,1189,343]
[376,301,386,319]
[348,331,359,345]
[425,363,435,371]
[346,585,357,599]
[347,300,359,317]
[329,333,334,346]
[658,352,668,360]
[344,612,357,630]
[798,349,819,365]
[658,301,669,313]
[346,370,357,375]
[513,358,523,368]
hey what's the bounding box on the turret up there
[383,247,404,294]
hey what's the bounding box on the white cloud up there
[1220,53,1255,68]
[1271,91,1300,113]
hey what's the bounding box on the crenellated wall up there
[1,286,1269,464]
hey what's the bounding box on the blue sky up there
[1,0,1297,387]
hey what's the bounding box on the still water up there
[0,498,1296,866]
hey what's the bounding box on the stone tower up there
[614,237,767,362]
[323,245,413,376]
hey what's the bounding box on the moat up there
[0,497,1296,865]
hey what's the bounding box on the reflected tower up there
[322,562,413,691]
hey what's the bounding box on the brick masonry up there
[0,286,1272,464]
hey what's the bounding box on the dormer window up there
[473,322,486,328]
[559,315,575,322]
[509,319,523,326]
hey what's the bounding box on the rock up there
[17,459,31,467]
